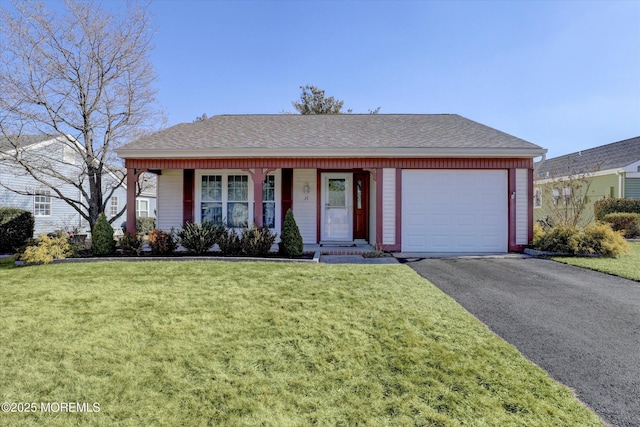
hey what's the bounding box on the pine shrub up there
[575,223,630,257]
[532,225,579,254]
[279,209,303,257]
[177,222,224,254]
[91,213,116,256]
[0,207,35,253]
[602,213,640,238]
[241,224,277,256]
[148,229,176,255]
[217,228,242,256]
[21,234,71,264]
[118,232,143,256]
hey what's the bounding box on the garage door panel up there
[402,170,507,252]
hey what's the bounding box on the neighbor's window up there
[34,190,51,216]
[200,174,249,227]
[263,175,275,228]
[110,197,118,217]
[533,187,542,208]
[136,199,149,217]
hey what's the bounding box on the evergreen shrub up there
[91,213,116,256]
[279,209,303,257]
[602,213,640,238]
[0,207,35,253]
[21,234,71,264]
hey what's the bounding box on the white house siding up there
[157,169,183,231]
[516,169,529,245]
[370,176,377,245]
[382,168,396,245]
[293,169,317,244]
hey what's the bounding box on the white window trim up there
[533,187,542,209]
[136,198,150,217]
[195,170,254,227]
[34,190,52,217]
[194,169,282,231]
[110,197,119,218]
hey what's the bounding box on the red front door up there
[353,172,369,240]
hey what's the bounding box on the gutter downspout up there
[617,170,624,198]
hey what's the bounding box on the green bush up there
[177,222,224,255]
[136,217,156,235]
[532,225,579,254]
[602,213,640,238]
[532,223,629,257]
[149,229,176,255]
[91,213,116,256]
[21,234,71,264]
[217,228,242,256]
[0,207,35,253]
[574,223,629,257]
[279,209,303,257]
[118,232,143,256]
[241,224,277,256]
[594,198,640,220]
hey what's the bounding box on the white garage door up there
[402,170,508,253]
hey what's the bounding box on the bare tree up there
[536,156,601,227]
[0,0,161,229]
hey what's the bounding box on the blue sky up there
[43,1,640,159]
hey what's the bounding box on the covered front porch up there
[124,158,401,251]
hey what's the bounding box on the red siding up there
[125,157,533,170]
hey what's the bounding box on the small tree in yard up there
[279,209,303,257]
[0,0,161,230]
[537,156,601,227]
[91,213,115,256]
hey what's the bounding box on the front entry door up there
[353,172,369,240]
[321,173,353,241]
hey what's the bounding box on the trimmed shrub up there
[594,198,640,221]
[574,223,629,258]
[532,225,579,254]
[136,217,156,235]
[91,213,116,256]
[217,228,242,256]
[602,213,640,238]
[241,224,277,256]
[149,229,176,255]
[21,234,71,264]
[0,207,35,253]
[118,232,143,256]
[279,209,303,257]
[177,222,224,255]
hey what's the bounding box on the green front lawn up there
[1,262,601,426]
[553,241,640,281]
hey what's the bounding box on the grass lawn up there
[553,241,640,281]
[1,261,601,426]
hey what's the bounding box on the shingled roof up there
[0,134,56,152]
[536,136,640,177]
[117,114,545,159]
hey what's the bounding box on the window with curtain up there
[263,175,275,228]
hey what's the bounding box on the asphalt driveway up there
[405,256,640,427]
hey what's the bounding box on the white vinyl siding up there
[157,169,183,231]
[382,168,396,245]
[293,169,317,244]
[516,169,528,245]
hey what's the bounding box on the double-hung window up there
[263,175,276,228]
[34,190,51,217]
[136,199,149,217]
[110,197,118,218]
[200,174,249,227]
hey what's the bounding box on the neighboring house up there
[116,114,546,253]
[534,136,640,225]
[0,135,156,236]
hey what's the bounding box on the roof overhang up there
[116,147,547,160]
